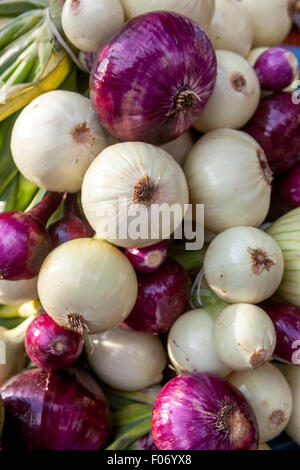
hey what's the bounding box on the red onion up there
[25,313,84,371]
[0,192,62,280]
[48,194,94,248]
[124,241,168,274]
[90,11,217,145]
[152,373,259,450]
[0,368,112,450]
[123,258,191,334]
[254,47,298,91]
[276,164,300,209]
[261,299,300,365]
[244,93,300,174]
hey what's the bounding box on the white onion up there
[86,326,167,391]
[62,0,125,53]
[277,364,300,445]
[167,309,231,377]
[228,364,293,442]
[247,47,269,67]
[0,277,38,306]
[204,227,284,304]
[193,51,260,133]
[208,0,253,57]
[119,0,215,31]
[11,90,109,193]
[82,142,189,249]
[258,443,271,450]
[160,131,196,167]
[37,238,138,335]
[183,129,272,233]
[213,304,276,371]
[241,0,295,47]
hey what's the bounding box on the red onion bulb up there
[277,163,300,209]
[124,241,168,274]
[254,47,298,91]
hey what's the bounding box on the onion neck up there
[134,176,158,206]
[168,86,200,116]
[216,404,254,449]
[257,148,273,186]
[29,192,63,225]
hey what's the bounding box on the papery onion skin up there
[0,368,112,450]
[90,11,217,145]
[123,258,191,334]
[244,93,300,175]
[152,373,259,450]
[277,164,300,209]
[160,131,196,167]
[25,313,84,371]
[254,47,298,92]
[0,277,38,306]
[124,241,168,274]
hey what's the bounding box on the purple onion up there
[152,373,259,450]
[124,241,168,274]
[0,192,62,280]
[244,93,300,174]
[276,163,300,209]
[0,368,112,450]
[123,258,191,334]
[254,47,298,91]
[90,11,217,145]
[25,313,84,371]
[261,299,300,365]
[48,193,94,248]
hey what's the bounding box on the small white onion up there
[228,364,293,442]
[86,326,167,391]
[277,364,300,445]
[183,129,272,233]
[0,277,38,306]
[62,0,125,53]
[193,51,260,133]
[208,0,253,57]
[241,0,295,47]
[160,131,196,167]
[11,90,109,193]
[168,309,231,377]
[204,227,284,304]
[213,304,276,371]
[82,142,189,248]
[119,0,215,31]
[247,47,269,67]
[37,238,138,335]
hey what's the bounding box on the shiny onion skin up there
[277,164,300,209]
[152,373,259,450]
[90,11,217,145]
[124,241,168,274]
[123,258,191,334]
[254,47,298,92]
[25,313,84,371]
[244,93,300,175]
[0,368,112,450]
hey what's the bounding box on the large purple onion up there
[152,373,259,450]
[254,47,298,92]
[0,192,62,280]
[0,368,112,450]
[244,93,300,174]
[276,163,300,209]
[90,11,217,145]
[123,258,191,334]
[261,299,300,365]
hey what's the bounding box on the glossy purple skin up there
[254,47,297,91]
[25,313,84,371]
[244,93,300,175]
[90,11,217,145]
[0,368,112,450]
[277,163,300,209]
[261,300,300,365]
[125,241,168,274]
[123,258,191,334]
[152,373,259,450]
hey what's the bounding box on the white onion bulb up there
[247,47,269,67]
[168,309,231,377]
[194,51,260,133]
[241,0,295,47]
[278,364,300,445]
[0,277,38,306]
[62,0,125,53]
[204,227,284,304]
[37,238,138,335]
[160,131,196,167]
[183,129,272,233]
[86,327,167,391]
[119,0,215,31]
[11,90,109,193]
[82,142,189,249]
[213,304,276,371]
[208,0,253,57]
[228,364,293,442]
